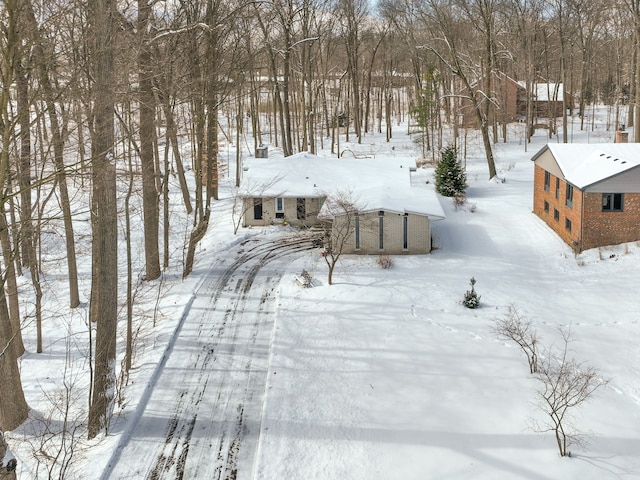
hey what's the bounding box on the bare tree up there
[533,327,609,457]
[87,0,118,440]
[419,0,498,179]
[495,304,540,374]
[337,0,370,144]
[319,191,361,285]
[0,0,30,432]
[138,0,161,281]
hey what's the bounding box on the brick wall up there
[581,193,640,250]
[534,165,640,251]
[533,165,582,249]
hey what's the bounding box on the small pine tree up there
[462,277,480,309]
[435,145,467,197]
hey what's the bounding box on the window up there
[544,171,550,192]
[554,209,560,221]
[555,178,560,199]
[253,198,263,220]
[403,214,409,250]
[565,184,574,208]
[378,211,384,250]
[296,198,306,219]
[544,201,549,213]
[355,215,360,250]
[275,197,284,219]
[565,218,572,232]
[602,193,624,212]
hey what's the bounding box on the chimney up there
[615,125,628,144]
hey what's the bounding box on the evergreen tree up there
[435,145,467,197]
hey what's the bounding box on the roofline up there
[344,207,446,220]
[579,163,640,191]
[530,144,550,163]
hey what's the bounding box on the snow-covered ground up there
[7,112,640,479]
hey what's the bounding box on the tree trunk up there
[138,0,161,281]
[0,430,17,479]
[23,0,81,308]
[0,211,23,358]
[0,281,29,431]
[635,25,640,141]
[87,0,118,440]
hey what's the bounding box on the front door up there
[253,199,263,220]
[297,198,306,219]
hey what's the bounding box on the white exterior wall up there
[242,196,323,227]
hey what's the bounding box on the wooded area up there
[0,0,635,455]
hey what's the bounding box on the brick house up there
[460,77,574,128]
[532,143,640,251]
[460,72,526,127]
[239,152,445,254]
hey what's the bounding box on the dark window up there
[565,218,572,232]
[544,171,550,192]
[602,193,624,212]
[565,184,573,208]
[555,178,560,199]
[403,214,409,250]
[378,211,384,249]
[296,198,306,219]
[355,215,360,250]
[554,209,560,221]
[544,200,549,213]
[253,199,263,220]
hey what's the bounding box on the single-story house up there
[239,152,445,254]
[532,143,640,252]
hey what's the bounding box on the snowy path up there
[102,232,318,480]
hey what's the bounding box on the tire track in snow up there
[104,232,319,480]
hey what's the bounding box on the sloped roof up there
[534,83,564,101]
[532,143,640,189]
[240,152,445,220]
[515,82,566,101]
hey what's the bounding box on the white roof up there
[240,152,445,219]
[532,143,640,189]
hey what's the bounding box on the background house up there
[531,82,572,118]
[532,143,640,251]
[459,72,526,127]
[459,75,572,128]
[239,152,445,254]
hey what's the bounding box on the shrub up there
[462,277,480,309]
[453,192,467,209]
[377,255,394,269]
[435,145,467,197]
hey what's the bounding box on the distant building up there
[532,143,640,252]
[459,74,572,127]
[459,72,526,127]
[530,82,572,119]
[239,152,445,254]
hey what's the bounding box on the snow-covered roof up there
[514,82,565,101]
[240,152,445,219]
[532,143,640,189]
[534,83,564,101]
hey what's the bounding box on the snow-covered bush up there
[462,277,480,309]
